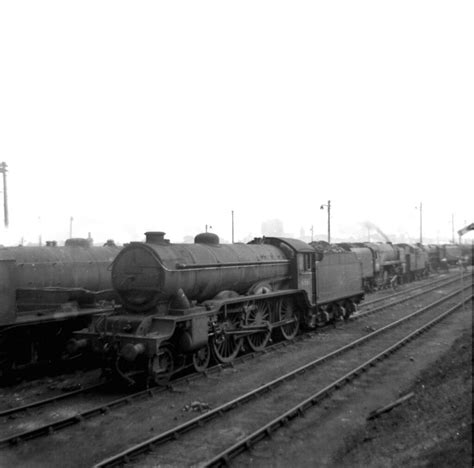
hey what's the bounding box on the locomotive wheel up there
[192,345,211,372]
[278,298,300,340]
[211,315,242,363]
[245,301,271,352]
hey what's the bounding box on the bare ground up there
[234,300,472,468]
[333,313,472,468]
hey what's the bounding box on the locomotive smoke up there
[363,221,391,243]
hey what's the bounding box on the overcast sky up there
[1,1,473,246]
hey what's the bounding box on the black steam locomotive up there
[74,231,364,384]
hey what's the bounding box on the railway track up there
[0,272,468,449]
[361,271,461,308]
[94,287,472,467]
[0,271,459,415]
[0,381,107,418]
[359,272,467,311]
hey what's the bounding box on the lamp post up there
[320,200,331,243]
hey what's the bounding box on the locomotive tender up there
[75,231,364,384]
[0,239,120,375]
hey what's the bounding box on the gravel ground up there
[0,369,103,413]
[334,322,472,467]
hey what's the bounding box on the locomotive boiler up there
[113,231,291,311]
[75,231,364,384]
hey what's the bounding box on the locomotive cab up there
[260,237,317,306]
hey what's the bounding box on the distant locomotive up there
[337,242,429,291]
[440,244,463,265]
[420,243,472,272]
[75,231,364,384]
[0,239,120,376]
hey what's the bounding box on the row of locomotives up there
[0,238,120,378]
[74,231,365,385]
[339,242,433,291]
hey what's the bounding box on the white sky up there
[1,1,473,245]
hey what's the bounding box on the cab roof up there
[264,237,315,253]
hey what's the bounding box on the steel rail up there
[0,381,107,418]
[356,274,469,317]
[93,286,471,468]
[203,294,473,467]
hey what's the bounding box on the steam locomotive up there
[74,231,364,384]
[0,238,120,376]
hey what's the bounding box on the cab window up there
[298,253,312,271]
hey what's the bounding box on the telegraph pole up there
[0,162,8,227]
